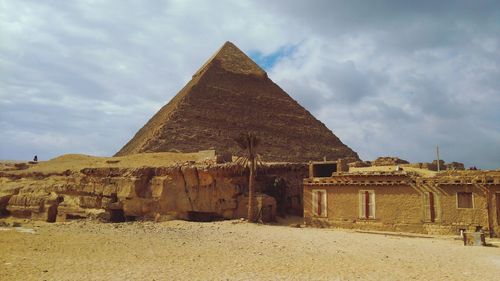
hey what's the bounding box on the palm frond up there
[235,156,249,167]
[234,132,260,156]
[234,156,249,174]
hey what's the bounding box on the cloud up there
[1,0,499,169]
[264,1,500,168]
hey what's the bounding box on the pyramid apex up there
[194,41,266,77]
[219,41,238,51]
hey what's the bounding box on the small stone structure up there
[372,157,409,166]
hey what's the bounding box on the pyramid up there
[115,42,359,162]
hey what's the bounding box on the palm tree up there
[234,132,260,222]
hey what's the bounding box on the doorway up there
[110,209,126,222]
[496,193,500,225]
[47,204,58,222]
[429,192,436,223]
[424,192,437,222]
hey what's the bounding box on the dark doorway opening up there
[0,198,8,217]
[0,208,9,217]
[125,216,137,222]
[312,163,337,177]
[262,177,287,217]
[47,205,58,223]
[110,209,126,222]
[429,192,436,223]
[66,214,86,220]
[47,196,64,223]
[187,211,220,222]
[496,194,500,225]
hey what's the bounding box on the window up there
[457,192,473,208]
[359,190,375,219]
[312,189,327,217]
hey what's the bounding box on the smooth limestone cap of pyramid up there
[193,41,267,78]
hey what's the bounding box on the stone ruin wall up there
[349,157,465,171]
[403,161,465,171]
[0,163,307,223]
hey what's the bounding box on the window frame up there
[311,189,328,218]
[423,191,440,222]
[456,192,474,209]
[359,190,376,219]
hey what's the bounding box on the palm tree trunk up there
[247,164,255,222]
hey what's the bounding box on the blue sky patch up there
[249,45,297,71]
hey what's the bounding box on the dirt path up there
[1,219,499,280]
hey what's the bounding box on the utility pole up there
[436,145,440,172]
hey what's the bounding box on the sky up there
[1,0,499,169]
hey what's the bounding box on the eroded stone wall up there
[0,163,306,223]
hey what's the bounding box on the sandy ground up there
[0,218,499,281]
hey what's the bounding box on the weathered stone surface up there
[0,163,307,223]
[445,162,465,170]
[348,161,372,168]
[372,157,409,166]
[115,41,359,162]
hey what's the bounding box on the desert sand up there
[1,218,499,281]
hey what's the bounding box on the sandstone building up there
[115,42,359,163]
[304,163,500,237]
